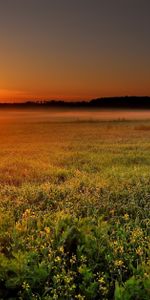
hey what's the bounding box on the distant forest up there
[1,96,150,109]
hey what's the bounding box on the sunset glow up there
[0,0,150,102]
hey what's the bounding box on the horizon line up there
[1,95,150,104]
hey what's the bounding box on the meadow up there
[0,109,150,299]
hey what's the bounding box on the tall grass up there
[0,113,150,299]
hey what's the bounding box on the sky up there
[0,0,150,102]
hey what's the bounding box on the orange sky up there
[0,1,150,102]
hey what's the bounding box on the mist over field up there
[0,108,150,123]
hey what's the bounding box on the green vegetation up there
[0,113,150,299]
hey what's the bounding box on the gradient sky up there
[0,0,150,102]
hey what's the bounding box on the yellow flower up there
[59,246,64,253]
[54,256,61,263]
[75,295,85,300]
[136,247,143,256]
[114,260,124,267]
[23,209,31,218]
[44,227,50,234]
[144,272,149,278]
[70,255,76,264]
[131,227,143,242]
[98,277,105,284]
[119,245,124,254]
[110,209,115,216]
[113,240,118,246]
[15,222,22,231]
[64,277,72,284]
[123,213,129,221]
[80,255,87,263]
[22,281,30,290]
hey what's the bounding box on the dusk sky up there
[0,0,150,102]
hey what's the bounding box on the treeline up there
[0,96,150,109]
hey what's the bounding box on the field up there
[0,109,150,299]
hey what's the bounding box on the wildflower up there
[54,274,60,283]
[22,281,30,290]
[131,227,143,242]
[119,245,124,254]
[110,209,115,216]
[70,255,76,264]
[144,273,149,278]
[23,209,31,218]
[64,276,72,284]
[114,259,124,267]
[59,246,64,253]
[136,247,143,256]
[113,240,118,246]
[98,277,105,284]
[75,295,85,300]
[80,255,87,263]
[15,222,22,231]
[123,213,129,221]
[100,286,107,293]
[41,245,45,249]
[44,226,50,234]
[54,256,61,263]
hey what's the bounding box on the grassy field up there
[0,110,150,299]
